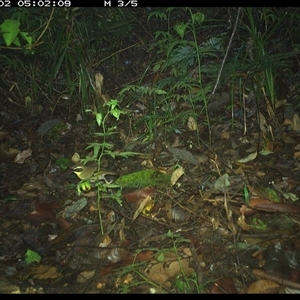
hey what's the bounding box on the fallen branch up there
[253,268,300,290]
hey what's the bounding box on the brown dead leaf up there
[237,214,256,232]
[282,134,296,144]
[211,277,238,294]
[123,187,156,203]
[29,265,62,280]
[170,166,184,186]
[134,250,154,262]
[187,116,197,131]
[77,270,95,283]
[249,198,300,214]
[14,149,32,163]
[247,279,280,294]
[132,195,154,221]
[292,113,300,130]
[26,200,72,229]
[145,251,194,288]
[259,112,269,134]
[95,72,105,102]
[221,129,230,140]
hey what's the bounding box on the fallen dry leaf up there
[132,195,154,221]
[211,277,238,294]
[145,251,194,288]
[187,116,197,131]
[249,198,300,214]
[123,187,156,203]
[170,166,184,186]
[247,279,280,294]
[14,149,32,163]
[29,265,62,280]
[77,270,95,283]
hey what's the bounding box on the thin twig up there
[211,7,242,95]
[34,8,56,46]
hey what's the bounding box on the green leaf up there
[12,36,21,47]
[156,252,165,262]
[251,217,267,230]
[25,249,41,264]
[56,157,71,171]
[111,108,123,120]
[191,12,205,25]
[243,186,250,205]
[95,112,103,126]
[173,23,186,38]
[104,150,141,159]
[19,31,32,45]
[0,19,20,46]
[257,186,280,202]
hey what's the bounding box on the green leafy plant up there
[117,8,226,145]
[166,230,201,293]
[241,7,289,107]
[77,98,141,233]
[116,260,167,294]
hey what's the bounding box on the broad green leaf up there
[25,249,41,264]
[111,108,123,120]
[192,12,205,25]
[19,31,32,45]
[256,186,280,202]
[12,36,21,47]
[0,19,20,46]
[173,23,186,38]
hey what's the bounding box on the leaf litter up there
[1,8,300,294]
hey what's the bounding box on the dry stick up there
[211,7,242,96]
[34,8,56,46]
[253,268,300,290]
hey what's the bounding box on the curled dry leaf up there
[14,149,32,163]
[71,152,81,163]
[187,116,198,131]
[170,166,184,186]
[132,195,154,221]
[29,265,62,280]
